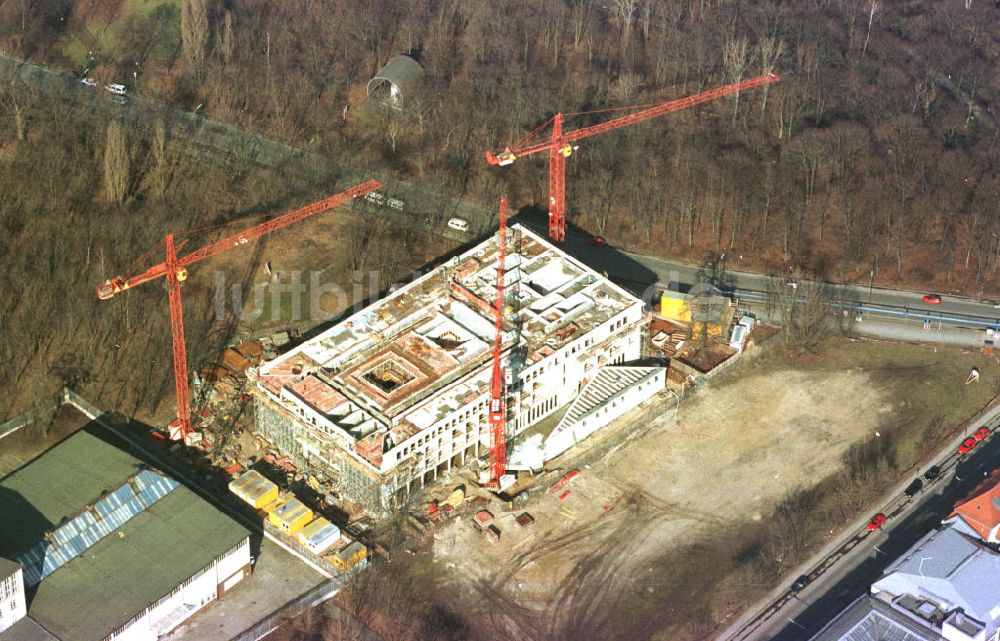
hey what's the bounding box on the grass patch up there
[59,0,182,72]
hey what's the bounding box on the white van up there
[447,217,469,232]
[105,83,127,95]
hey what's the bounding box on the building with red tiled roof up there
[944,479,1000,544]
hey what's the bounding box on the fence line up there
[229,578,344,641]
[0,393,63,442]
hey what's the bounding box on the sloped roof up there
[16,468,181,586]
[949,479,1000,541]
[0,556,19,581]
[873,525,1000,625]
[0,617,59,641]
[807,595,944,641]
[554,366,665,430]
[367,55,424,96]
[0,430,249,641]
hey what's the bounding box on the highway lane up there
[545,228,1000,331]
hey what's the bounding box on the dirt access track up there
[427,338,1000,641]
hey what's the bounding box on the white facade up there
[0,565,26,634]
[253,224,647,514]
[544,366,666,461]
[105,537,251,641]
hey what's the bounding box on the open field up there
[355,337,1000,641]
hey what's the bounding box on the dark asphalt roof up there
[367,55,423,95]
[0,431,249,641]
[0,617,59,641]
[0,556,19,581]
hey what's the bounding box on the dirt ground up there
[420,338,1000,641]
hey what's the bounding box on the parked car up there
[922,293,943,304]
[791,575,811,593]
[80,77,99,87]
[974,427,991,442]
[923,465,941,481]
[586,235,607,247]
[904,479,923,497]
[105,83,127,95]
[958,436,978,455]
[447,217,470,232]
[867,513,887,531]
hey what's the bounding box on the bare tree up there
[862,0,878,56]
[613,0,637,49]
[723,35,752,125]
[103,120,130,205]
[150,119,169,198]
[765,270,846,353]
[218,10,234,65]
[757,36,785,114]
[181,0,209,77]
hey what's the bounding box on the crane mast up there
[96,179,382,440]
[487,197,509,487]
[485,73,780,242]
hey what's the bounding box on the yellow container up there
[228,470,279,510]
[267,496,314,534]
[659,291,691,322]
[328,541,367,571]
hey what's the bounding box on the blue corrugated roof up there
[16,469,179,586]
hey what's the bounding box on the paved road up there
[513,222,1000,336]
[8,49,998,333]
[721,403,1000,641]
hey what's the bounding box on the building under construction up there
[251,224,664,516]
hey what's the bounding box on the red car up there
[958,436,978,455]
[922,294,942,304]
[974,427,991,442]
[867,513,887,531]
[586,235,607,247]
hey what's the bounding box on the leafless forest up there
[0,1,997,418]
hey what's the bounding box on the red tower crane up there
[485,73,780,242]
[486,196,509,487]
[96,179,382,440]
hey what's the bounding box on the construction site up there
[250,221,658,518]
[10,48,1000,640]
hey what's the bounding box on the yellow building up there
[228,469,279,510]
[327,541,368,572]
[267,495,314,534]
[659,290,691,322]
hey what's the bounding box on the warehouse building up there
[0,431,251,641]
[252,224,663,517]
